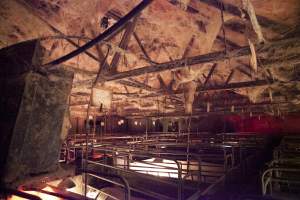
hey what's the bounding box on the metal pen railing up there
[262,135,300,196]
[59,131,266,199]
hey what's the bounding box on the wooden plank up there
[128,77,156,91]
[225,69,235,85]
[107,9,156,64]
[142,78,300,99]
[117,79,156,91]
[133,32,155,63]
[236,66,252,78]
[182,35,196,58]
[109,17,138,73]
[203,63,218,87]
[216,35,241,49]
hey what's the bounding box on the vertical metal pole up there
[145,117,148,140]
[74,118,78,148]
[105,114,107,136]
[76,117,79,135]
[84,118,89,198]
[110,114,112,134]
[91,116,95,158]
[145,117,148,150]
[176,161,182,200]
[100,117,103,144]
[186,116,191,174]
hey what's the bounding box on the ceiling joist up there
[101,37,300,82]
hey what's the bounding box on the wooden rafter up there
[123,101,292,118]
[109,17,138,73]
[225,69,235,85]
[216,35,241,49]
[203,63,218,87]
[117,79,156,92]
[107,9,157,65]
[236,66,252,78]
[101,37,300,82]
[142,78,300,98]
[157,74,169,92]
[133,32,156,64]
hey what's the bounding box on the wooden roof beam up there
[216,35,242,49]
[203,63,218,87]
[117,79,156,92]
[236,66,252,78]
[142,78,300,99]
[109,17,138,74]
[107,9,158,65]
[102,37,300,82]
[225,69,235,85]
